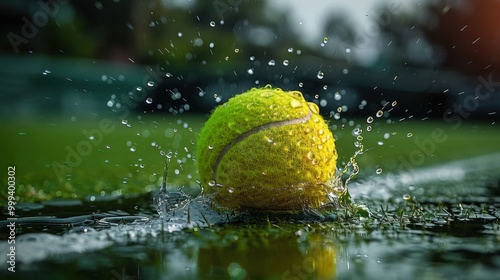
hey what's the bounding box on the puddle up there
[1,153,499,279]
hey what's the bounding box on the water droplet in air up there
[247,68,254,75]
[209,21,216,27]
[130,146,136,152]
[208,180,216,187]
[376,168,383,174]
[376,110,384,117]
[147,81,154,87]
[392,101,397,107]
[407,132,413,138]
[288,47,293,53]
[403,194,411,200]
[208,145,213,150]
[178,32,183,37]
[146,97,153,104]
[193,38,203,47]
[367,116,374,123]
[283,60,289,66]
[268,60,276,66]
[323,36,329,44]
[298,82,303,88]
[317,71,324,80]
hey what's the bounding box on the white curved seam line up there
[212,109,313,181]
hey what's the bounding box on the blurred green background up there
[1,0,499,204]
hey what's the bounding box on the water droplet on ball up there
[307,103,319,114]
[259,91,274,98]
[290,99,302,108]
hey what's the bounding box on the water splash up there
[153,154,340,224]
[153,154,191,219]
[154,187,191,220]
[333,99,401,201]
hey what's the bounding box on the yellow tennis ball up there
[197,86,337,210]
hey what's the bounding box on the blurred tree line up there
[3,0,498,73]
[378,0,500,76]
[1,0,498,118]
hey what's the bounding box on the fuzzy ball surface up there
[197,86,337,210]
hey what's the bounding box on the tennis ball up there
[197,86,337,210]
